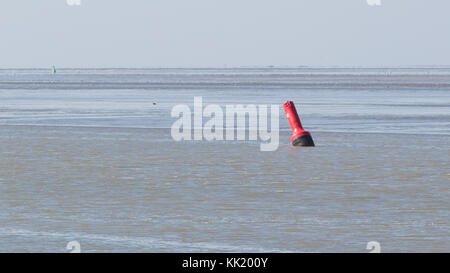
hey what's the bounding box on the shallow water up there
[0,68,449,252]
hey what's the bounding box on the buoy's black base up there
[292,135,315,147]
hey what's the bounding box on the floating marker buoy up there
[51,65,56,74]
[283,101,315,147]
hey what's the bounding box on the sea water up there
[0,67,448,252]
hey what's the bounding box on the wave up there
[0,227,287,252]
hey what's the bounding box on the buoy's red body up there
[283,101,315,146]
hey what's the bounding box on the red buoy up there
[283,101,315,146]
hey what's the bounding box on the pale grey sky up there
[0,0,449,67]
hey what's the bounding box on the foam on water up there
[0,227,285,252]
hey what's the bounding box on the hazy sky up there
[1,0,449,67]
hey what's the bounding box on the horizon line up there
[2,65,450,70]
